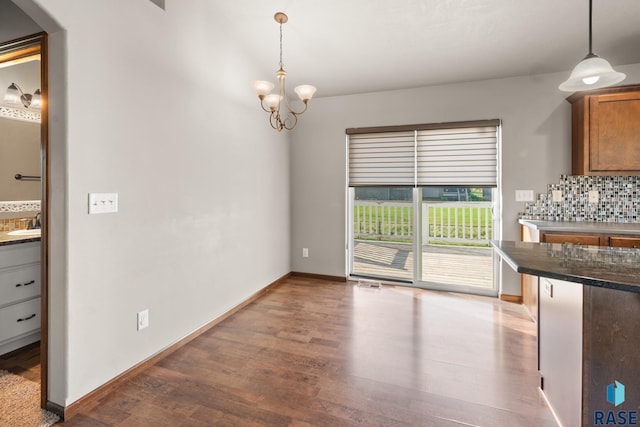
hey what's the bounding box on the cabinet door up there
[589,91,640,173]
[541,232,602,246]
[609,236,640,248]
[539,278,583,427]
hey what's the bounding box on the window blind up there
[347,121,499,187]
[347,131,416,186]
[416,126,497,186]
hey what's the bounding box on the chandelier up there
[559,0,625,92]
[4,83,41,109]
[252,12,316,131]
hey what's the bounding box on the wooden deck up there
[353,241,494,289]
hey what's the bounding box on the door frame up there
[0,32,49,409]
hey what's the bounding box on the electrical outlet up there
[137,309,149,331]
[588,190,599,203]
[552,190,563,202]
[302,248,309,258]
[515,190,534,202]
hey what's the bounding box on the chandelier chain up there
[279,21,284,70]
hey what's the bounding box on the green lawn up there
[353,203,493,243]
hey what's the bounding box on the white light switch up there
[88,193,118,214]
[515,190,534,202]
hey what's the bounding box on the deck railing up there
[422,202,493,244]
[353,201,413,242]
[353,201,493,245]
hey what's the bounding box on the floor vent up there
[357,278,382,288]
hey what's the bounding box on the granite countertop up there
[0,231,41,247]
[519,219,640,235]
[491,240,640,294]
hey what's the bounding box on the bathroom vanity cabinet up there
[0,241,40,355]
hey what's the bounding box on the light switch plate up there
[544,280,553,298]
[552,190,563,202]
[588,190,599,203]
[88,193,118,214]
[515,190,534,202]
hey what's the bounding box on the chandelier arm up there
[270,111,284,131]
[282,112,299,131]
[259,99,273,113]
[283,99,309,116]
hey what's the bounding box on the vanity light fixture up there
[3,83,41,109]
[252,12,316,131]
[559,0,625,92]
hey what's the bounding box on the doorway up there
[0,33,49,409]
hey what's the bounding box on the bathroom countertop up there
[519,219,640,235]
[491,240,640,294]
[0,231,41,247]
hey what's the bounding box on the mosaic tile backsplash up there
[519,175,640,222]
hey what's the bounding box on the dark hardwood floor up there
[0,340,41,383]
[58,276,554,426]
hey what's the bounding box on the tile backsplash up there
[0,200,41,231]
[0,217,33,232]
[519,175,639,222]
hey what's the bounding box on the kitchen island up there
[492,240,640,427]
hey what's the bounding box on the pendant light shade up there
[559,0,625,92]
[559,54,626,92]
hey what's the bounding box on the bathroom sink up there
[8,229,41,237]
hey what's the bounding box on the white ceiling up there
[1,0,639,100]
[216,0,640,97]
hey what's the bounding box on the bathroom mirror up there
[0,38,42,204]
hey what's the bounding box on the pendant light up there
[559,0,625,92]
[252,12,316,131]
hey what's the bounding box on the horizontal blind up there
[416,126,497,186]
[348,131,415,186]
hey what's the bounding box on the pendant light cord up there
[588,0,593,54]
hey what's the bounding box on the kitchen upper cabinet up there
[568,85,640,175]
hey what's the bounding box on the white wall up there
[15,0,291,406]
[290,65,640,295]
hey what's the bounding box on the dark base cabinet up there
[539,278,640,426]
[582,286,640,425]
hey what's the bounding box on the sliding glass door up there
[346,121,501,296]
[349,187,413,282]
[417,186,497,295]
